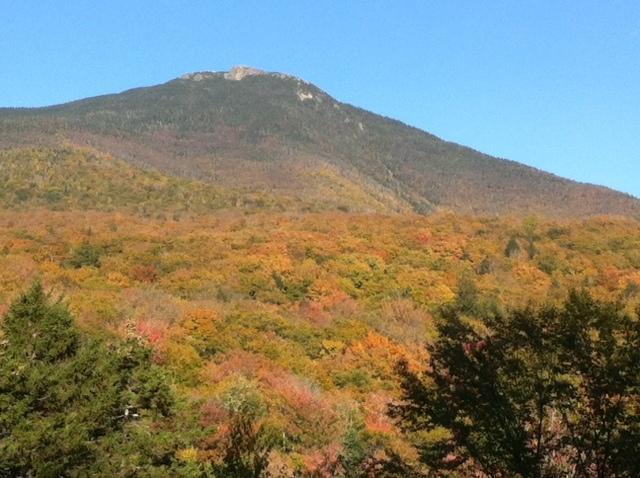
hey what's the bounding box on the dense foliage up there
[0,282,197,476]
[0,203,638,474]
[0,148,288,214]
[394,292,640,477]
[0,147,639,474]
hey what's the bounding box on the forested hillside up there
[1,167,639,474]
[1,70,639,475]
[1,67,638,218]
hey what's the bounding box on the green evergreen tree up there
[67,242,103,268]
[504,235,521,258]
[0,282,201,477]
[455,274,479,313]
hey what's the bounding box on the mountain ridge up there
[1,66,638,219]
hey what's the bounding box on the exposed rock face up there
[179,66,266,82]
[224,66,266,81]
[297,90,314,101]
[180,71,221,81]
[180,66,308,84]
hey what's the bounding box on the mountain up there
[1,66,638,218]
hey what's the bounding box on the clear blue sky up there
[2,1,639,197]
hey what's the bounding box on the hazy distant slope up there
[1,66,638,218]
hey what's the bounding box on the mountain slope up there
[1,66,638,218]
[0,147,407,215]
[0,147,231,213]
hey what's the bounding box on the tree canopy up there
[393,291,640,477]
[0,282,189,477]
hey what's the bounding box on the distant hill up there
[1,66,638,218]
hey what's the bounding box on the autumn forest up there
[1,66,640,477]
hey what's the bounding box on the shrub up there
[67,242,103,268]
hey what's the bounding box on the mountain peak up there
[1,72,638,219]
[224,65,267,80]
[180,65,306,83]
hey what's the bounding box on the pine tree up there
[0,282,192,477]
